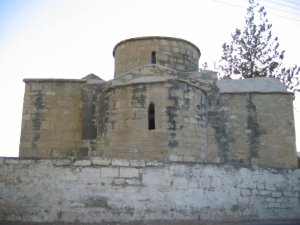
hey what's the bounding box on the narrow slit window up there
[151,51,156,64]
[148,103,155,130]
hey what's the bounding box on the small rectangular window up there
[148,103,155,130]
[151,51,156,64]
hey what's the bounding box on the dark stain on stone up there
[167,82,182,148]
[32,91,44,130]
[79,147,89,157]
[182,85,190,110]
[131,85,147,108]
[31,90,45,150]
[214,109,230,163]
[196,93,207,126]
[98,93,109,138]
[246,93,262,159]
[82,84,106,140]
[207,90,230,163]
[231,204,240,212]
[85,196,110,208]
[57,211,63,219]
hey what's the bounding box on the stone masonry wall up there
[96,80,208,162]
[81,80,106,155]
[96,82,170,160]
[113,37,200,76]
[206,92,297,168]
[0,157,299,223]
[19,80,85,157]
[18,73,297,169]
[251,94,297,168]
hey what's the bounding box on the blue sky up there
[0,0,299,156]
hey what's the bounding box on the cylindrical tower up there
[113,36,201,77]
[95,81,208,162]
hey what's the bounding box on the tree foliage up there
[277,65,300,92]
[219,0,299,92]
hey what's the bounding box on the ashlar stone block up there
[145,161,163,167]
[241,189,251,196]
[74,160,91,166]
[92,157,111,166]
[129,160,145,167]
[52,159,71,166]
[142,168,171,186]
[271,191,282,198]
[101,167,119,178]
[120,167,139,178]
[112,159,130,167]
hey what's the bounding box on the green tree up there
[219,0,299,92]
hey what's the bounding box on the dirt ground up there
[0,220,300,225]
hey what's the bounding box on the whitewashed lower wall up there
[0,157,299,223]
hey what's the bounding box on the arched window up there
[148,103,155,130]
[151,51,156,64]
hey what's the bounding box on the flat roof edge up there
[23,78,87,83]
[220,91,293,94]
[113,36,201,57]
[216,78,289,93]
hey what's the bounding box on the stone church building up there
[19,36,297,168]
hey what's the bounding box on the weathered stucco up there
[0,158,299,223]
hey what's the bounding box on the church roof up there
[81,73,102,80]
